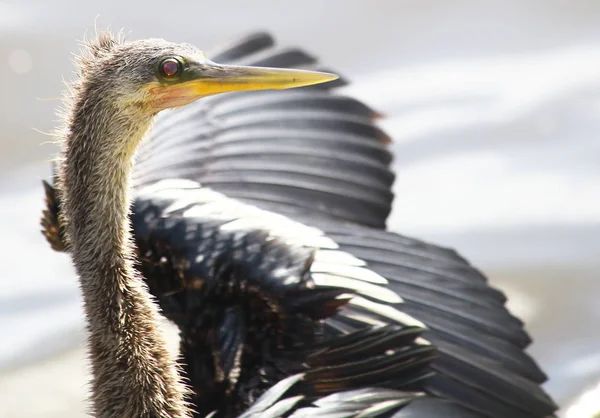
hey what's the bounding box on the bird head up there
[76,33,338,114]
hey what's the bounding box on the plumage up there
[41,31,557,418]
[131,181,556,417]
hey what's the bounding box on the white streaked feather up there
[310,262,388,285]
[182,201,239,218]
[288,408,358,418]
[255,395,306,418]
[136,180,411,310]
[356,399,413,418]
[347,296,428,329]
[414,337,432,347]
[237,374,305,418]
[341,310,388,327]
[164,194,227,214]
[312,274,402,304]
[140,181,339,248]
[137,178,201,195]
[313,250,366,267]
[312,388,419,406]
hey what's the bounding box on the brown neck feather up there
[59,85,191,418]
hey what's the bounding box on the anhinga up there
[41,30,558,418]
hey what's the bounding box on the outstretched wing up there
[132,180,431,416]
[302,218,557,418]
[132,180,557,418]
[132,32,394,229]
[133,181,494,418]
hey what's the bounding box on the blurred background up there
[1,1,599,417]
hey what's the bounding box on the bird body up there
[42,31,557,418]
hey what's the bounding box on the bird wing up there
[300,218,558,418]
[132,181,492,418]
[132,32,394,229]
[132,181,557,418]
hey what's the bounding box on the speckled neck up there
[58,84,190,418]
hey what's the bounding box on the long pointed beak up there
[150,59,339,109]
[189,60,339,93]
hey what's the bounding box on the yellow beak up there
[150,59,339,109]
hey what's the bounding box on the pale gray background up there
[1,1,599,417]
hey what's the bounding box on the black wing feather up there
[208,32,275,62]
[130,182,556,418]
[304,220,555,417]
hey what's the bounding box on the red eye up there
[161,58,180,77]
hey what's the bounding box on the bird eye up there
[159,58,182,78]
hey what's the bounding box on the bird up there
[40,30,558,418]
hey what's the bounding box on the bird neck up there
[59,93,190,417]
